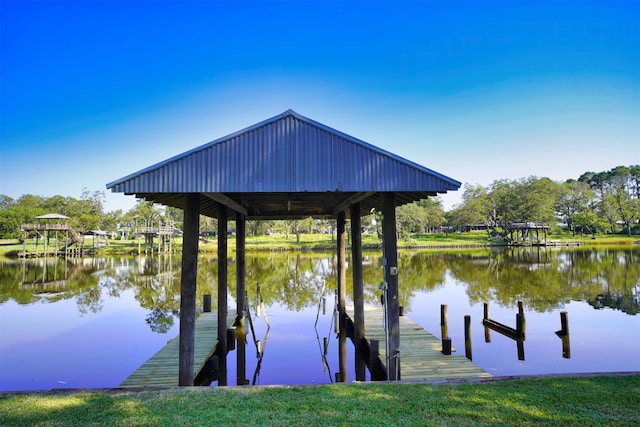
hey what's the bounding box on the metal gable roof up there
[107,110,460,218]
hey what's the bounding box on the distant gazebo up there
[107,109,461,385]
[20,213,84,257]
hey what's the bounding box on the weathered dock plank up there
[120,311,235,387]
[350,305,491,381]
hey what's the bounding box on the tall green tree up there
[555,180,595,236]
[444,184,490,232]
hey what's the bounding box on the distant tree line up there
[0,165,638,240]
[0,188,113,239]
[446,165,640,237]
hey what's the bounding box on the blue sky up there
[1,0,638,212]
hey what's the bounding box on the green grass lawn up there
[1,375,638,426]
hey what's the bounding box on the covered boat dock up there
[107,109,461,385]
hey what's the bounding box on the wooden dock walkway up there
[350,306,491,381]
[120,311,234,387]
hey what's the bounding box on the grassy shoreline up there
[1,231,637,258]
[1,374,638,426]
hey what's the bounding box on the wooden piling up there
[337,211,346,315]
[483,303,491,342]
[236,212,247,386]
[203,294,211,313]
[517,301,526,338]
[441,337,452,355]
[556,311,571,359]
[560,311,569,336]
[517,339,525,360]
[382,193,400,381]
[351,203,366,381]
[464,315,471,341]
[217,204,228,386]
[516,313,524,339]
[440,304,448,340]
[464,315,472,360]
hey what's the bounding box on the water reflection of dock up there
[120,311,235,387]
[348,306,491,381]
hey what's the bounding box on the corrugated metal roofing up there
[107,110,460,218]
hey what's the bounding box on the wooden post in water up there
[559,311,569,336]
[516,313,525,340]
[440,304,449,339]
[517,339,525,360]
[517,300,526,339]
[236,212,246,386]
[217,204,228,386]
[441,337,452,355]
[203,294,211,313]
[556,311,571,359]
[382,193,400,380]
[464,314,472,360]
[483,303,491,342]
[179,193,200,386]
[351,203,366,381]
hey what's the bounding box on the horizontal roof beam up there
[333,192,376,216]
[202,192,248,216]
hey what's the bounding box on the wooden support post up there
[483,302,490,320]
[464,314,472,360]
[440,304,449,339]
[336,211,348,383]
[236,212,246,386]
[336,212,346,316]
[203,294,211,313]
[351,203,366,381]
[217,204,228,386]
[382,193,400,380]
[179,193,200,386]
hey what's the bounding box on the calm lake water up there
[1,246,639,391]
